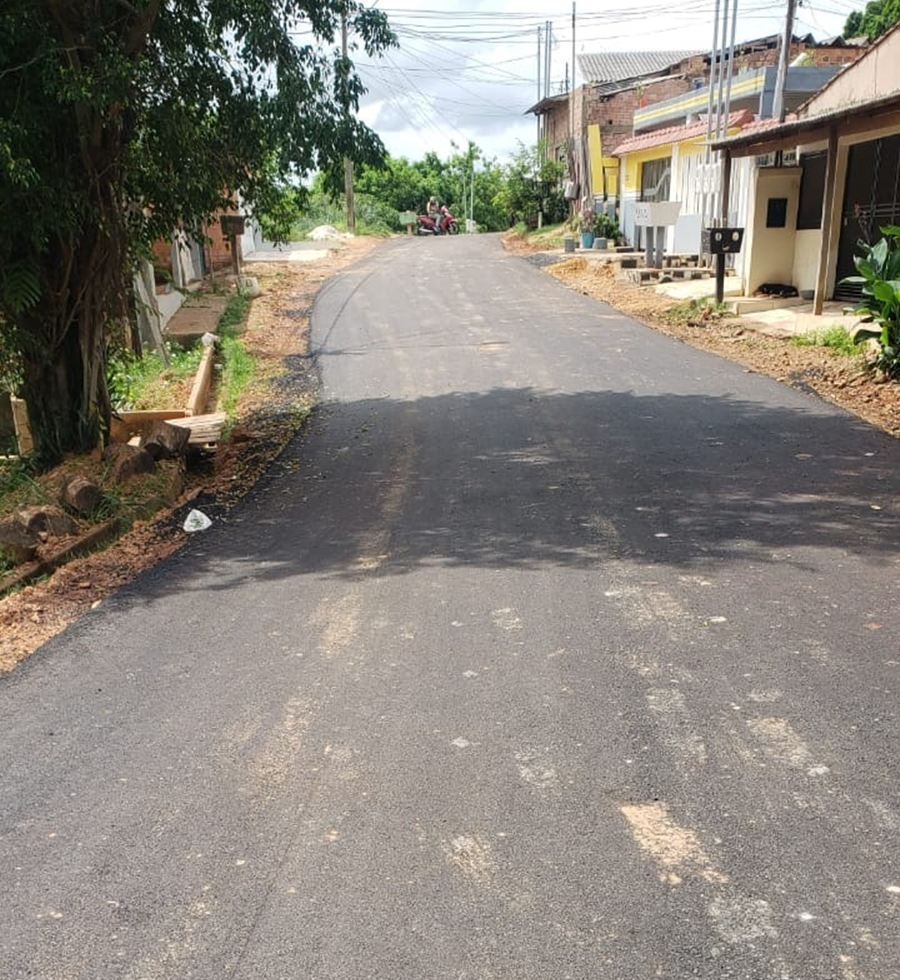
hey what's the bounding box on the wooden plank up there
[186,344,216,416]
[168,412,227,445]
[10,397,33,454]
[110,409,186,444]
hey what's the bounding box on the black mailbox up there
[220,214,246,236]
[702,226,744,254]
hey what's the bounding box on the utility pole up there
[570,2,576,151]
[773,0,799,123]
[545,21,552,99]
[537,25,543,147]
[342,10,356,234]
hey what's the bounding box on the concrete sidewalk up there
[650,276,864,338]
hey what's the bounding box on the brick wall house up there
[527,32,867,221]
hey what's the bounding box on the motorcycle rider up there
[426,195,441,233]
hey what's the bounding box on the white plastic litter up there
[201,331,218,348]
[183,509,212,532]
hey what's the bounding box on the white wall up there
[792,230,822,293]
[807,31,900,114]
[744,167,802,294]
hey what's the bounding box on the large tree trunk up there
[20,233,119,469]
[20,316,112,470]
[13,2,146,469]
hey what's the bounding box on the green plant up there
[1,1,395,468]
[791,326,863,355]
[0,455,45,521]
[0,455,40,501]
[218,294,256,417]
[593,212,620,242]
[842,225,900,376]
[107,343,203,411]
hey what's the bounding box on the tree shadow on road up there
[133,384,900,598]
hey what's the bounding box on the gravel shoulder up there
[504,235,900,440]
[0,237,380,673]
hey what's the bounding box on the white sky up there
[352,0,860,163]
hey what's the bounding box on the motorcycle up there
[416,205,460,236]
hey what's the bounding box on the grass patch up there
[662,298,731,327]
[217,293,257,418]
[522,221,569,249]
[0,456,45,522]
[109,343,203,411]
[791,326,863,355]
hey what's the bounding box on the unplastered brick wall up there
[587,78,692,147]
[150,218,239,283]
[697,41,864,76]
[206,220,237,272]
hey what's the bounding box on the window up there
[640,157,670,202]
[797,151,827,229]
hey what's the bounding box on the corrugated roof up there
[611,109,755,156]
[577,51,701,84]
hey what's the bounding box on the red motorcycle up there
[416,205,460,236]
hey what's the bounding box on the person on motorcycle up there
[426,196,441,233]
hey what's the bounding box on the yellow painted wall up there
[633,73,764,129]
[622,148,670,193]
[620,133,730,193]
[587,125,604,194]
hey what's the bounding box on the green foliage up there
[494,142,567,228]
[219,336,255,418]
[108,344,203,412]
[593,212,621,242]
[0,0,396,465]
[0,455,40,504]
[218,294,255,417]
[844,0,900,39]
[219,293,250,336]
[791,327,863,355]
[843,225,900,376]
[351,143,509,232]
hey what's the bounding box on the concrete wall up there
[807,31,900,113]
[744,167,802,294]
[792,229,822,293]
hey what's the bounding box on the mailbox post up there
[633,202,682,269]
[220,214,246,280]
[701,227,744,304]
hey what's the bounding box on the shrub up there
[842,225,900,376]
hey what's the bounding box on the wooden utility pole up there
[342,11,356,233]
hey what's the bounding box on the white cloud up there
[353,0,854,163]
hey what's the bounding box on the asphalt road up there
[2,234,899,980]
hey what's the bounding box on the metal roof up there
[577,51,701,85]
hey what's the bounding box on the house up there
[612,57,851,260]
[709,23,900,312]
[613,110,756,262]
[528,50,703,216]
[526,34,865,223]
